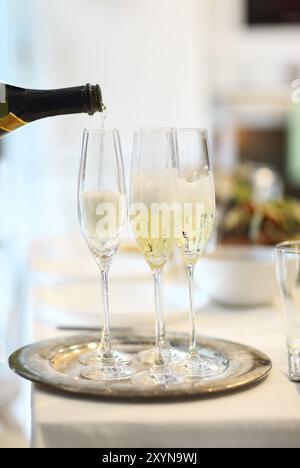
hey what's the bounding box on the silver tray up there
[9,332,272,400]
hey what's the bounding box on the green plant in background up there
[288,102,300,188]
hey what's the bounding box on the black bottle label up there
[0,83,8,118]
[0,83,5,104]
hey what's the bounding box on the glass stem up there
[98,267,113,360]
[187,264,197,355]
[153,269,165,368]
[158,274,168,348]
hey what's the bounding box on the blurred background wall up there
[0,0,300,334]
[1,0,300,444]
[1,0,214,238]
[2,0,300,241]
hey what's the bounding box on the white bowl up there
[196,246,277,307]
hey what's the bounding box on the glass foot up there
[132,364,183,386]
[150,364,183,385]
[180,348,229,379]
[79,349,132,366]
[81,364,136,381]
[138,346,185,365]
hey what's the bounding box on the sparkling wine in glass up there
[78,128,136,381]
[130,128,183,385]
[174,128,227,377]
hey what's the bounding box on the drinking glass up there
[174,128,227,377]
[78,128,136,381]
[130,128,183,385]
[275,241,300,382]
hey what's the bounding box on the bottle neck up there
[7,83,105,123]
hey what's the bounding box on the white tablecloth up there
[24,236,300,448]
[31,305,300,448]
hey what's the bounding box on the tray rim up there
[8,332,272,400]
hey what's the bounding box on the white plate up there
[196,245,277,307]
[34,278,208,328]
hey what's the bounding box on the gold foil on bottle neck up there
[0,112,26,132]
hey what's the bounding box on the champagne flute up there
[78,128,136,381]
[130,128,183,385]
[174,128,226,377]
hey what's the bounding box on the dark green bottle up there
[0,83,105,138]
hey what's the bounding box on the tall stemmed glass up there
[130,128,182,384]
[174,128,226,377]
[78,128,136,381]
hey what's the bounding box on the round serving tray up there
[9,332,272,400]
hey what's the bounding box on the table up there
[31,305,300,448]
[24,236,300,448]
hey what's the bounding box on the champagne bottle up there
[0,83,105,138]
